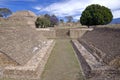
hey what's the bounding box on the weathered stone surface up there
[0,53,18,67]
[9,10,37,27]
[0,23,46,65]
[3,40,55,79]
[79,27,120,66]
[70,28,93,38]
[10,10,37,17]
[72,40,120,79]
[36,28,56,38]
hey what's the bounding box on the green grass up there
[41,39,84,80]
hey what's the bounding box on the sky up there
[0,0,120,20]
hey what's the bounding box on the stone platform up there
[1,40,55,80]
[71,40,118,79]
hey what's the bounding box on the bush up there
[50,15,59,27]
[80,4,113,27]
[35,17,50,28]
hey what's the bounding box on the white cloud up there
[34,0,120,19]
[34,6,42,10]
[74,16,80,20]
[112,10,120,18]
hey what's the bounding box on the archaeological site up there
[0,10,120,80]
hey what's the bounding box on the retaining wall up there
[70,28,93,38]
[36,27,93,39]
[36,28,56,38]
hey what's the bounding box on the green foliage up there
[50,15,59,27]
[80,4,113,27]
[35,17,50,28]
[0,8,12,17]
[44,14,59,27]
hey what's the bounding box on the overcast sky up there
[0,0,120,20]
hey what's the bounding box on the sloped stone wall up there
[3,40,55,79]
[79,27,120,68]
[0,25,47,65]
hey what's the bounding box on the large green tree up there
[80,4,113,27]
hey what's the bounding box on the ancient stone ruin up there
[0,11,55,79]
[72,26,120,80]
[0,10,37,28]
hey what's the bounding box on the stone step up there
[72,40,103,78]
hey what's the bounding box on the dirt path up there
[41,39,84,80]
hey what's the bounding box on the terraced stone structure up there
[72,25,120,80]
[0,26,46,65]
[7,11,37,28]
[0,11,55,79]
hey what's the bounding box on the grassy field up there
[41,39,84,80]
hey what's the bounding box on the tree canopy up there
[50,15,59,27]
[44,14,59,27]
[0,8,12,17]
[35,17,50,28]
[80,4,113,27]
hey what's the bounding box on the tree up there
[50,15,59,27]
[0,14,3,17]
[65,16,73,22]
[35,17,50,28]
[60,19,64,23]
[44,14,50,19]
[0,8,12,17]
[80,4,113,27]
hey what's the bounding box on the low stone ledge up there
[36,28,56,38]
[70,28,93,39]
[2,40,55,79]
[72,40,119,79]
[72,40,102,69]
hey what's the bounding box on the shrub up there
[80,4,113,27]
[35,17,50,28]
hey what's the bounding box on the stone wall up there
[72,40,120,79]
[36,28,56,38]
[0,25,47,65]
[70,28,93,38]
[2,40,55,79]
[36,27,93,39]
[79,27,120,67]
